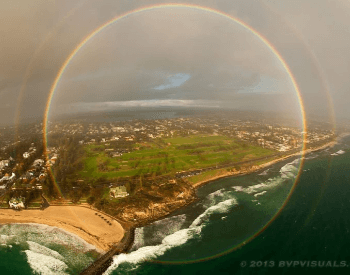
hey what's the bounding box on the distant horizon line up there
[7,107,334,128]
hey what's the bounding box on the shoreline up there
[0,205,124,252]
[0,139,339,273]
[79,139,339,274]
[191,140,337,188]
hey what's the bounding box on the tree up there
[70,189,82,204]
[95,198,109,210]
[87,196,96,206]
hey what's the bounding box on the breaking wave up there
[0,224,98,274]
[25,250,69,275]
[304,154,318,160]
[254,191,267,198]
[331,150,346,156]
[131,214,187,250]
[232,158,300,196]
[258,169,270,176]
[27,241,65,261]
[0,223,99,253]
[105,197,238,274]
[105,227,202,274]
[202,188,235,208]
[191,198,238,227]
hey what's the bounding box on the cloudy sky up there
[1,0,349,126]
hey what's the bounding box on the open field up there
[80,135,275,180]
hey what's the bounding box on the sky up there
[1,0,349,126]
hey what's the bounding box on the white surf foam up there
[232,182,270,194]
[304,155,318,160]
[232,158,299,195]
[25,250,68,275]
[104,197,238,274]
[331,150,345,156]
[131,227,145,251]
[104,226,202,274]
[258,169,269,176]
[190,198,238,227]
[131,214,187,250]
[254,191,267,197]
[203,188,234,208]
[0,224,99,274]
[280,159,299,179]
[207,189,225,200]
[150,214,187,238]
[27,241,65,261]
[0,234,10,245]
[0,223,101,253]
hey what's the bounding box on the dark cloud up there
[0,0,348,125]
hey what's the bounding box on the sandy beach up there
[0,206,124,252]
[0,139,338,253]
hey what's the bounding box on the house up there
[23,152,30,159]
[9,197,25,210]
[33,159,44,167]
[110,185,129,198]
[0,160,9,168]
[0,172,15,183]
[35,184,43,190]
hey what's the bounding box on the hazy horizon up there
[1,0,348,128]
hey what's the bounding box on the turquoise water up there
[105,135,350,275]
[0,136,349,274]
[0,223,100,274]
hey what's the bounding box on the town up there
[0,111,337,218]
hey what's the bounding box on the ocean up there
[1,135,349,275]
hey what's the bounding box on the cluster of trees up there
[4,137,43,162]
[48,136,85,197]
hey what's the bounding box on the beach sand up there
[0,140,338,252]
[0,206,124,252]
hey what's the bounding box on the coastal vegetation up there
[79,134,275,180]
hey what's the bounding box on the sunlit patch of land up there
[79,134,275,180]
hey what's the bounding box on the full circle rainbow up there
[43,3,308,264]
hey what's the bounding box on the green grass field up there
[80,135,275,180]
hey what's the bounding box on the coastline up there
[0,205,124,252]
[191,140,337,188]
[0,139,339,274]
